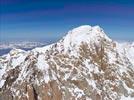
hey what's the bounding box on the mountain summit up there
[63,25,111,50]
[0,25,134,100]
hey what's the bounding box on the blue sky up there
[0,0,134,41]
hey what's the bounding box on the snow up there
[116,42,125,55]
[84,59,100,74]
[36,54,48,70]
[64,72,70,80]
[43,73,50,83]
[116,42,134,67]
[119,65,127,75]
[107,50,116,64]
[32,44,53,53]
[121,95,133,100]
[63,25,93,50]
[68,87,84,99]
[63,25,111,52]
[0,65,6,79]
[0,61,6,88]
[86,79,97,89]
[17,61,29,80]
[73,87,85,98]
[126,45,134,66]
[0,80,5,88]
[10,48,25,55]
[11,54,26,68]
[36,54,50,83]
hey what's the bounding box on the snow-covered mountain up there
[0,25,134,100]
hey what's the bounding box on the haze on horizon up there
[0,0,134,42]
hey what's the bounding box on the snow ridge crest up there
[63,25,111,50]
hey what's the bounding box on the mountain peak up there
[92,25,103,32]
[63,25,111,50]
[71,25,103,34]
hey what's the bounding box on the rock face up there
[0,25,134,100]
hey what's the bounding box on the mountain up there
[0,25,134,100]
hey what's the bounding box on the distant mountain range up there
[0,41,46,50]
[0,25,134,100]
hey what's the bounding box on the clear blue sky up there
[0,0,134,41]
